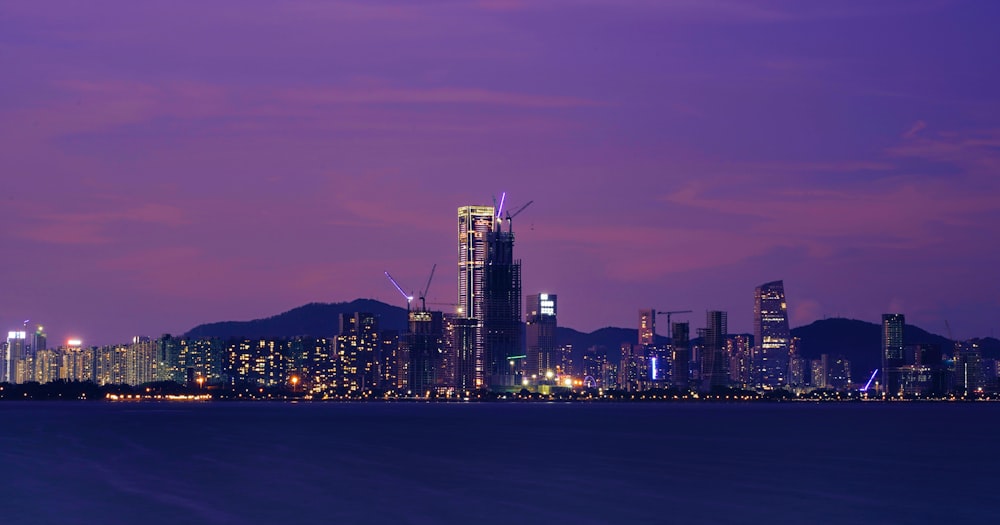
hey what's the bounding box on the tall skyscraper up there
[639,309,655,346]
[881,313,905,396]
[670,322,690,390]
[457,205,496,388]
[6,331,27,384]
[700,311,728,392]
[526,293,557,378]
[447,315,478,392]
[727,334,753,388]
[753,280,791,388]
[482,214,522,390]
[32,326,47,353]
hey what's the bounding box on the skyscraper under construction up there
[457,198,526,391]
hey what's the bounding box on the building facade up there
[526,293,557,378]
[700,311,729,392]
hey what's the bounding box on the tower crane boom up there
[384,271,413,311]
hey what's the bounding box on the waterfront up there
[1,402,996,524]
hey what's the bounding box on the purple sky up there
[2,0,999,345]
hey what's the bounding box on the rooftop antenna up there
[384,271,414,312]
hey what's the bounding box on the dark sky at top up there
[1,0,998,345]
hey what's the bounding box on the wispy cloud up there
[15,203,189,246]
[279,86,601,109]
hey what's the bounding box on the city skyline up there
[3,1,1000,345]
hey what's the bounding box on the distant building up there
[788,356,807,389]
[336,312,380,394]
[881,314,905,396]
[700,311,728,392]
[557,344,575,377]
[32,326,47,354]
[953,341,983,396]
[828,356,851,391]
[526,293,558,378]
[447,315,479,392]
[582,346,609,388]
[753,280,790,389]
[619,343,646,392]
[810,356,827,389]
[728,334,753,389]
[787,337,806,388]
[401,310,445,396]
[301,337,334,395]
[639,309,655,347]
[378,330,399,392]
[60,340,92,382]
[670,322,690,390]
[224,338,287,388]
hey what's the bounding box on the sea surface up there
[1,402,997,524]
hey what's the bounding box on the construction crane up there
[655,310,693,334]
[417,264,436,312]
[384,271,413,311]
[503,200,533,232]
[426,302,461,315]
[945,319,960,351]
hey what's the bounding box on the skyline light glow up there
[1,1,999,345]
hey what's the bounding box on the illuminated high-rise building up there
[953,341,983,396]
[177,338,224,384]
[753,280,791,388]
[619,342,646,392]
[336,312,380,394]
[728,334,753,388]
[127,336,157,386]
[882,314,905,396]
[526,293,557,377]
[639,309,655,346]
[582,346,609,388]
[301,337,333,395]
[378,330,399,392]
[457,205,496,388]
[33,348,60,384]
[60,339,92,382]
[6,331,28,384]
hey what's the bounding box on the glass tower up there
[753,280,791,388]
[457,205,495,388]
[882,313,905,396]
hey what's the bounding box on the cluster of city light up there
[106,393,211,401]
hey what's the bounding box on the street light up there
[290,375,300,393]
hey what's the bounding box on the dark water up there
[1,402,997,524]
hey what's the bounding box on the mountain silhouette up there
[185,301,999,383]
